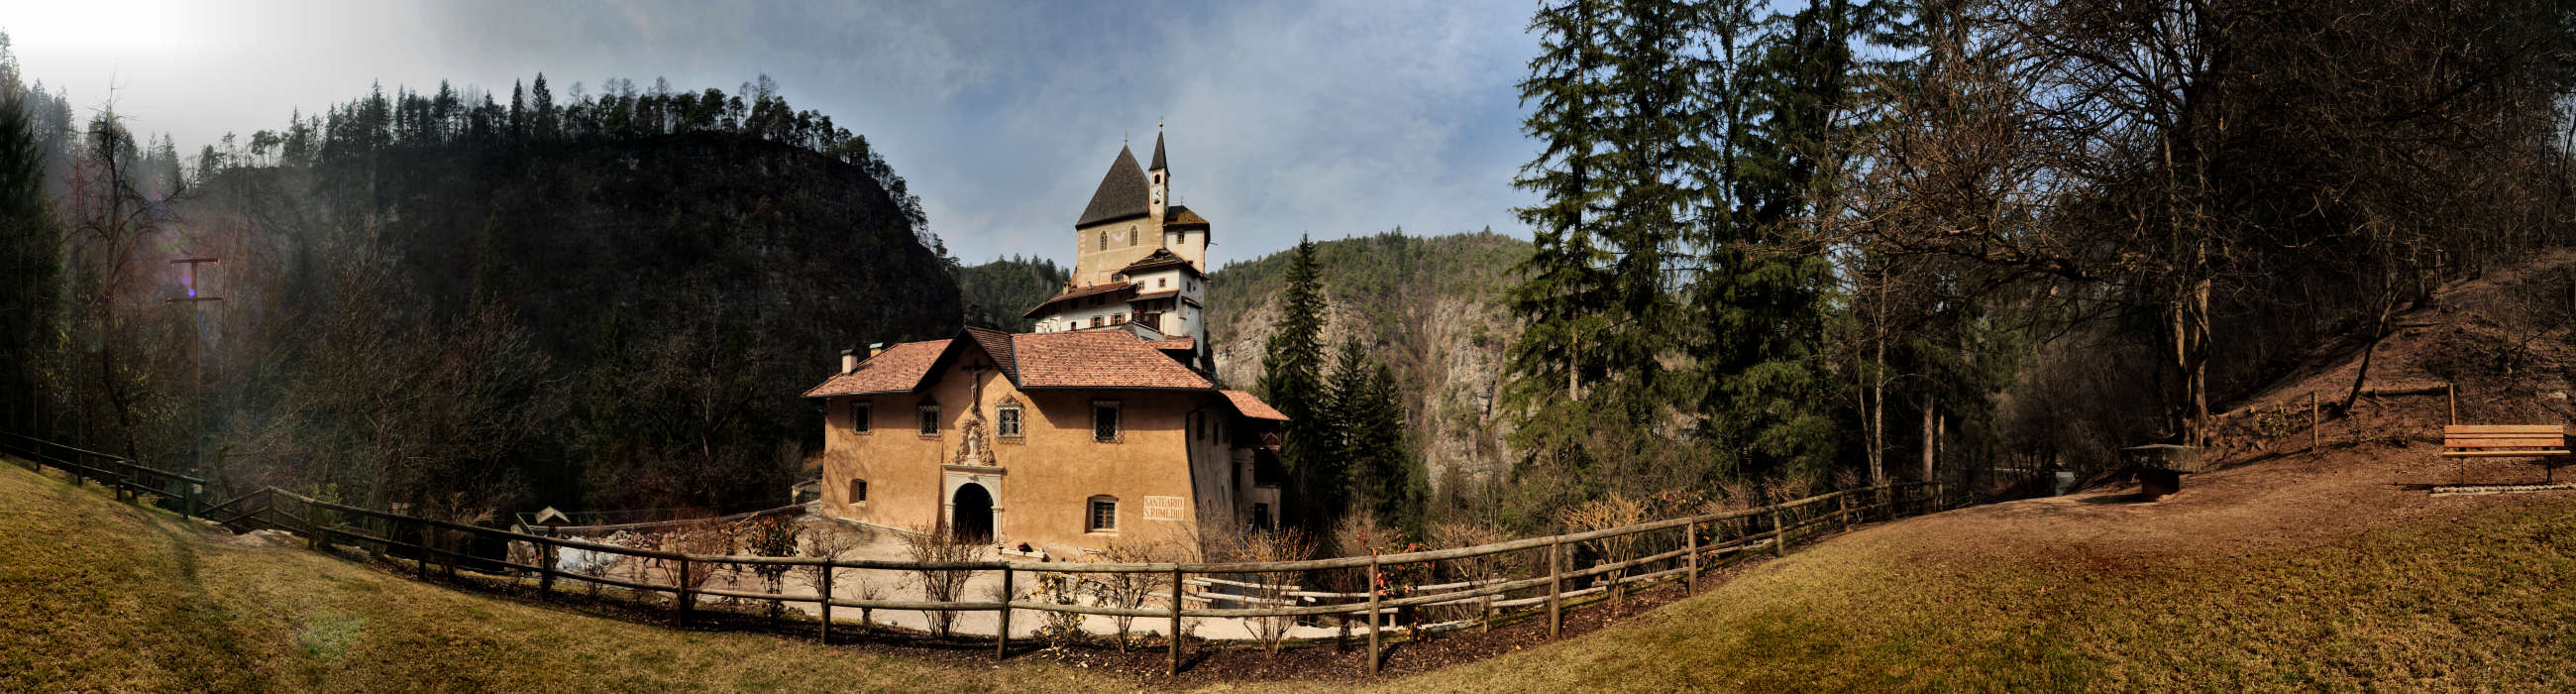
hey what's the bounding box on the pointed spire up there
[1150,127,1168,172]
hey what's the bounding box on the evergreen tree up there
[0,32,64,435]
[1683,0,1881,482]
[1335,343,1422,532]
[1258,236,1338,531]
[530,73,558,142]
[1504,0,1619,499]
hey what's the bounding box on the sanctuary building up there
[804,132,1286,557]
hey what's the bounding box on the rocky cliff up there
[1205,231,1528,487]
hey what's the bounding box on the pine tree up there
[1689,0,1877,481]
[0,32,65,435]
[530,73,558,142]
[1258,236,1337,531]
[1504,0,1618,495]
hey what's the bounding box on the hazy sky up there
[6,0,1542,267]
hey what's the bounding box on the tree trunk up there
[1920,403,1935,481]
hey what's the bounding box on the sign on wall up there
[1142,496,1185,521]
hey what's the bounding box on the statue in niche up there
[952,369,998,467]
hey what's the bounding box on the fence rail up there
[0,429,2016,677]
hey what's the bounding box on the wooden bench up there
[2440,424,2571,482]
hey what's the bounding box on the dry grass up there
[1389,489,2576,692]
[14,443,2576,692]
[0,461,1117,693]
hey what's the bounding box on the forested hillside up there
[1207,230,1529,492]
[954,256,1071,332]
[0,60,960,522]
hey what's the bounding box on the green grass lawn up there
[0,461,1123,693]
[1389,497,2576,692]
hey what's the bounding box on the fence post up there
[414,519,430,579]
[1366,552,1383,676]
[539,540,557,595]
[1772,506,1788,557]
[996,567,1013,658]
[311,503,329,551]
[442,526,458,580]
[676,558,693,628]
[1547,536,1562,639]
[817,560,833,643]
[1685,520,1699,594]
[1168,567,1184,676]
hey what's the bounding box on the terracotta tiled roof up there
[1223,390,1289,421]
[802,340,950,398]
[1165,205,1209,227]
[1119,247,1198,277]
[963,326,1019,382]
[1078,146,1150,226]
[1010,331,1214,390]
[1151,337,1195,351]
[1023,281,1135,318]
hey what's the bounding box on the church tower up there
[1148,129,1170,225]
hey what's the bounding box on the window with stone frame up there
[1092,400,1122,442]
[997,402,1023,439]
[1088,496,1119,532]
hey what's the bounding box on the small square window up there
[1113,313,1126,324]
[850,402,871,433]
[1093,401,1121,442]
[998,405,1023,438]
[1157,278,1167,289]
[918,405,939,435]
[849,479,869,503]
[1088,497,1118,532]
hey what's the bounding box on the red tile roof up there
[1151,337,1195,351]
[1009,331,1214,390]
[1023,281,1135,318]
[802,340,950,398]
[1223,390,1289,420]
[962,327,1019,382]
[1119,247,1198,276]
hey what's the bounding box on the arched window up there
[848,479,868,503]
[1098,230,1107,251]
[1127,226,1138,246]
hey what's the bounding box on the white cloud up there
[9,0,1542,267]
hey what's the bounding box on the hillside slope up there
[1207,231,1530,484]
[1386,251,2576,691]
[0,462,1108,693]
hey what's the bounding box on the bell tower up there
[1147,127,1169,226]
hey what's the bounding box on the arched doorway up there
[950,483,994,542]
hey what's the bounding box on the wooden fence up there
[0,430,2007,676]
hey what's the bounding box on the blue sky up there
[7,0,1542,267]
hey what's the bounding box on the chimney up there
[869,342,889,358]
[840,348,858,374]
